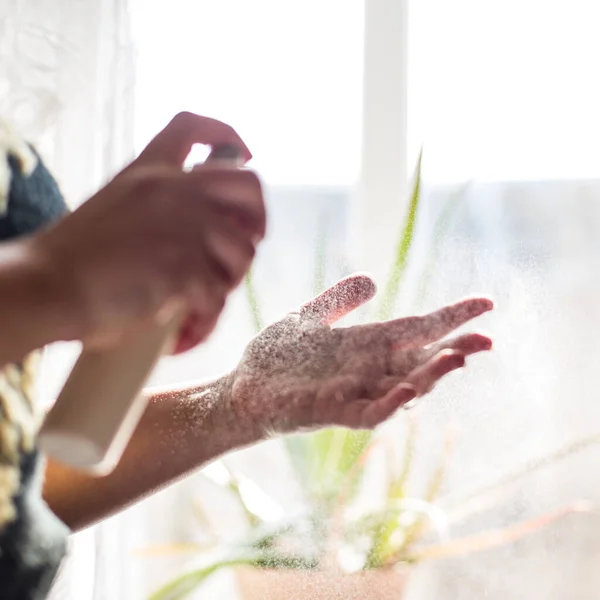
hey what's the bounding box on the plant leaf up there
[393,418,418,497]
[284,427,373,510]
[391,429,454,559]
[319,429,371,490]
[361,498,449,568]
[376,148,423,321]
[408,503,591,563]
[252,553,319,570]
[312,428,372,505]
[244,268,264,333]
[148,550,319,600]
[219,462,263,528]
[313,206,329,296]
[282,434,318,498]
[364,420,417,567]
[148,556,257,600]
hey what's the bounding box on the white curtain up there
[0,0,135,202]
[0,1,136,598]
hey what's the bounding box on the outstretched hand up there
[231,274,493,434]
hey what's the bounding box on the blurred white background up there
[3,0,600,598]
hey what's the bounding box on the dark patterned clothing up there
[0,119,70,599]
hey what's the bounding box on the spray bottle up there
[38,144,243,474]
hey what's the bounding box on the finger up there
[173,311,213,354]
[173,307,224,355]
[422,332,492,360]
[434,332,492,355]
[406,349,465,395]
[347,385,416,429]
[161,272,226,356]
[341,400,371,429]
[172,254,234,354]
[362,384,416,428]
[135,112,252,168]
[395,298,494,349]
[184,168,266,241]
[344,297,493,350]
[158,221,231,290]
[159,228,235,316]
[389,332,492,375]
[203,226,256,286]
[373,375,405,398]
[300,273,377,326]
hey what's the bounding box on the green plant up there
[146,154,586,599]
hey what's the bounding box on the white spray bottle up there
[39,144,244,474]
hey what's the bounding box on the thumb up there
[300,273,377,326]
[134,112,252,168]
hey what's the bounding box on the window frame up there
[353,0,410,283]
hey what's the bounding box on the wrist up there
[189,372,265,451]
[0,239,80,365]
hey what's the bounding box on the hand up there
[230,274,493,433]
[33,112,266,352]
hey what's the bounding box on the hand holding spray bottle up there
[39,144,246,475]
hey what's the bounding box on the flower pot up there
[235,567,408,600]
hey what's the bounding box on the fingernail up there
[454,353,466,367]
[472,332,493,350]
[440,349,465,367]
[403,398,419,410]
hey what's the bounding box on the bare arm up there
[43,276,493,533]
[0,240,76,367]
[43,374,261,531]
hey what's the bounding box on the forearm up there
[43,374,263,531]
[0,239,75,366]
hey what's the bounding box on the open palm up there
[231,274,493,434]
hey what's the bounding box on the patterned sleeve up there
[0,118,70,600]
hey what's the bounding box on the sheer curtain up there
[1,1,136,598]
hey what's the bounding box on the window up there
[111,3,374,597]
[40,0,600,598]
[409,0,600,183]
[404,1,600,597]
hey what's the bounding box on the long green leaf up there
[148,557,256,600]
[220,463,262,527]
[360,498,448,568]
[364,420,417,567]
[244,268,264,333]
[309,428,372,505]
[283,427,372,509]
[408,503,589,563]
[149,550,319,600]
[313,207,329,296]
[390,432,453,561]
[376,148,423,321]
[394,418,418,496]
[281,207,339,501]
[283,434,316,496]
